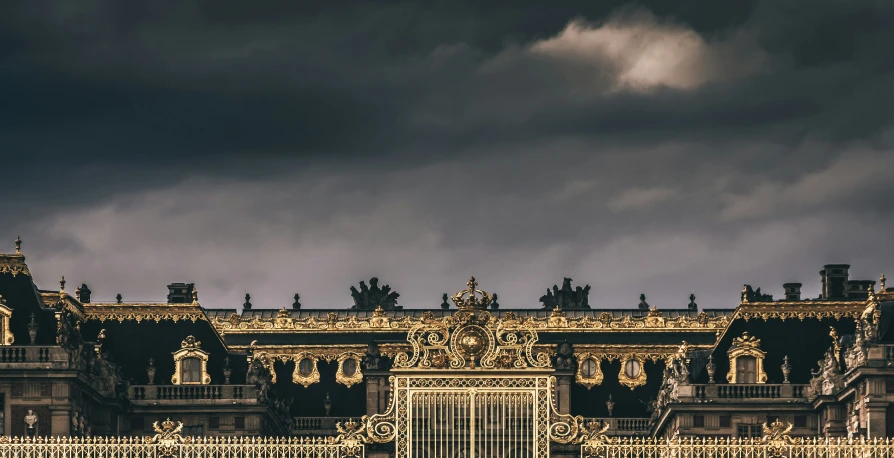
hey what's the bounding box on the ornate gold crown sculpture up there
[452,277,492,310]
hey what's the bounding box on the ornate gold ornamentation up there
[618,354,647,389]
[727,331,767,384]
[84,303,206,323]
[0,299,12,345]
[0,254,30,277]
[335,352,364,388]
[575,352,604,389]
[171,336,211,385]
[761,419,798,457]
[394,305,550,370]
[291,352,320,388]
[736,301,866,321]
[211,308,731,335]
[451,276,493,310]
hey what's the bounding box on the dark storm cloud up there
[1,0,893,310]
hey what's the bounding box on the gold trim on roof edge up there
[0,255,30,277]
[211,306,731,334]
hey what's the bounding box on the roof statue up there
[742,284,774,302]
[350,277,401,310]
[539,277,591,310]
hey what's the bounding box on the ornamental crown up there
[451,277,493,310]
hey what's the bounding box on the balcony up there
[129,385,260,406]
[0,345,72,370]
[689,384,808,402]
[582,418,651,435]
[291,417,361,436]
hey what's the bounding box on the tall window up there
[181,358,202,383]
[737,424,762,438]
[736,356,757,383]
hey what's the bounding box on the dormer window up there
[171,336,210,385]
[727,332,767,384]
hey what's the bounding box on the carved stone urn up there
[706,355,716,384]
[28,314,38,345]
[782,355,792,384]
[223,357,232,385]
[146,358,156,385]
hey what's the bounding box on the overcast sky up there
[2,0,893,310]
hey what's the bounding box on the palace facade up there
[1,237,893,457]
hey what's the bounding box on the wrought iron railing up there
[0,419,365,458]
[0,436,363,458]
[582,436,894,458]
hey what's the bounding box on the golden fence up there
[0,419,365,458]
[582,437,894,458]
[0,436,364,458]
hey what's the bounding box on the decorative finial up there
[881,274,887,291]
[688,292,697,310]
[60,276,66,292]
[292,293,302,310]
[116,293,122,304]
[440,293,450,309]
[191,286,199,304]
[14,235,21,254]
[490,293,500,310]
[741,284,749,303]
[243,293,252,310]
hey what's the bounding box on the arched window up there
[181,357,202,383]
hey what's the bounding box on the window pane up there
[182,358,201,383]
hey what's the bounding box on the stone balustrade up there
[0,345,71,369]
[128,385,259,405]
[290,417,360,436]
[582,417,651,435]
[690,383,808,402]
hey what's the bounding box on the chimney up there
[76,284,92,303]
[783,283,801,301]
[166,283,195,304]
[846,280,876,300]
[819,264,849,300]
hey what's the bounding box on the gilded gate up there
[363,278,582,458]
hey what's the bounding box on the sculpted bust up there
[25,409,38,436]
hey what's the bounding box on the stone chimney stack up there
[76,284,92,303]
[819,264,849,300]
[783,283,801,301]
[167,283,196,304]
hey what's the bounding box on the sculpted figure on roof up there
[540,277,591,310]
[350,277,402,311]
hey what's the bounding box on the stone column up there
[48,406,71,436]
[555,372,573,415]
[822,404,847,437]
[365,371,390,415]
[865,403,888,438]
[864,377,889,437]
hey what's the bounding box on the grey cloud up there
[2,0,893,311]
